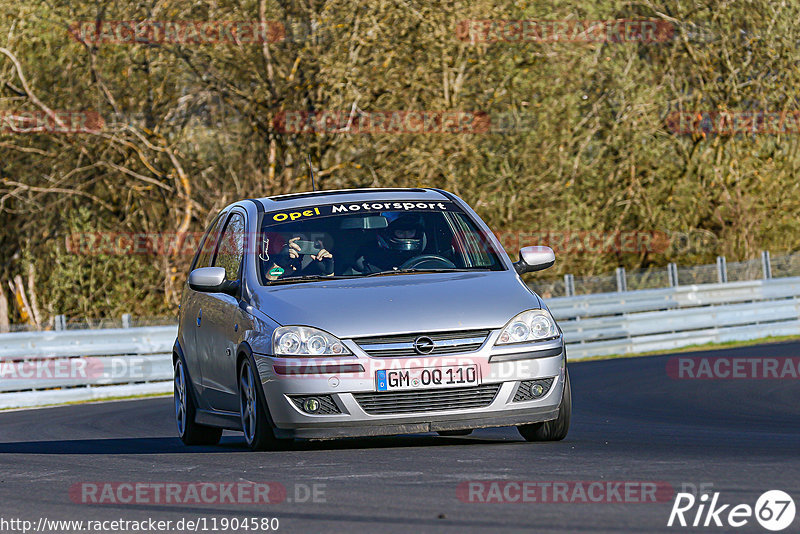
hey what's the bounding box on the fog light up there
[290,394,341,414]
[512,377,555,403]
[302,398,321,413]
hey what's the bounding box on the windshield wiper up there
[364,268,487,277]
[270,269,493,283]
[267,274,357,285]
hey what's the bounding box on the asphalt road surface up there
[1,342,798,533]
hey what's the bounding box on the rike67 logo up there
[668,490,796,531]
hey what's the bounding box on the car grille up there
[353,329,491,358]
[353,383,501,415]
[513,378,555,402]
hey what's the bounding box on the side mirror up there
[514,246,555,274]
[188,267,239,296]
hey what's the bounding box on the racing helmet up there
[378,214,426,252]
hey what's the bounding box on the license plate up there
[376,365,480,391]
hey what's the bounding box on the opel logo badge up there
[413,336,435,355]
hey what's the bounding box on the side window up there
[192,213,226,270]
[213,213,246,281]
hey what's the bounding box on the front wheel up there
[174,358,222,446]
[517,370,571,442]
[239,356,277,451]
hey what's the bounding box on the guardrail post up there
[122,313,131,329]
[761,251,772,279]
[564,274,575,297]
[716,256,728,283]
[668,263,679,287]
[615,267,627,292]
[54,314,66,331]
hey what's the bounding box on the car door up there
[181,212,226,395]
[196,209,248,412]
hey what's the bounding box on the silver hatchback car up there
[174,188,570,449]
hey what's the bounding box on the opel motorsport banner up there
[264,200,458,226]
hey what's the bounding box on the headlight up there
[495,309,559,345]
[272,326,351,356]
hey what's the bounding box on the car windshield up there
[258,199,504,284]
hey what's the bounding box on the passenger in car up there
[263,236,334,280]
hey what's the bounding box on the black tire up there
[174,358,223,446]
[517,370,571,442]
[437,429,473,436]
[238,355,278,451]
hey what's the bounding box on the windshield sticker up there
[331,201,449,213]
[267,201,456,225]
[268,266,285,277]
[271,207,321,222]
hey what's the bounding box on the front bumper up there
[255,334,567,440]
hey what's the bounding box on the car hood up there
[249,271,541,338]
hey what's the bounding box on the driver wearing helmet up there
[352,214,427,273]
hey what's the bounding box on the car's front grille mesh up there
[355,329,491,345]
[353,383,501,415]
[353,329,491,358]
[513,377,555,402]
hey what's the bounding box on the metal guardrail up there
[530,250,800,298]
[0,326,176,360]
[552,277,800,359]
[0,326,176,409]
[2,276,800,409]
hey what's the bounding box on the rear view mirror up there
[340,216,389,230]
[514,246,555,274]
[188,267,239,295]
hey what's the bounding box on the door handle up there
[196,309,202,327]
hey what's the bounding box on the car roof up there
[246,188,453,212]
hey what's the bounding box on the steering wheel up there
[399,254,457,270]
